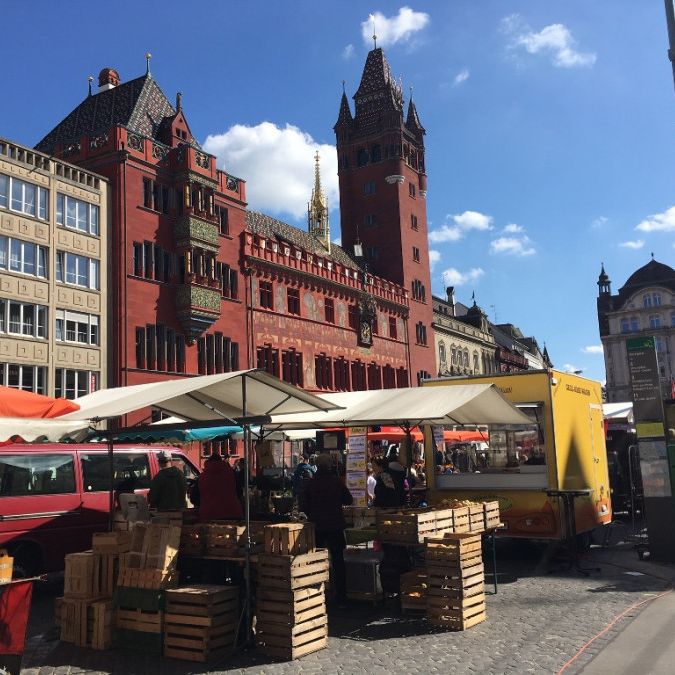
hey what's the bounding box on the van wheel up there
[9,543,41,578]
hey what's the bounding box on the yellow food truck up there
[423,370,612,540]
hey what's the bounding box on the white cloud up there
[562,364,583,373]
[204,122,338,220]
[343,44,355,60]
[453,68,469,86]
[591,216,608,229]
[619,239,645,249]
[428,249,441,271]
[503,223,524,233]
[429,210,493,243]
[441,267,485,287]
[490,235,536,256]
[503,15,596,68]
[582,345,604,355]
[361,7,430,48]
[635,206,675,232]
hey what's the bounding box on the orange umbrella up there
[0,386,79,418]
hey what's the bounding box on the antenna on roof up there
[87,75,94,97]
[145,52,152,75]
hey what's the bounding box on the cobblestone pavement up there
[19,529,675,675]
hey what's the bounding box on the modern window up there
[412,247,420,262]
[56,194,99,236]
[0,454,75,497]
[649,314,662,329]
[55,369,99,399]
[56,251,100,290]
[315,354,333,390]
[0,363,46,394]
[363,181,376,195]
[0,299,47,339]
[325,298,335,324]
[80,453,151,493]
[55,309,99,346]
[281,349,303,386]
[287,288,300,315]
[389,317,398,339]
[259,281,273,309]
[0,174,48,220]
[0,236,47,278]
[411,214,418,230]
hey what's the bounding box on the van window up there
[80,453,151,492]
[0,454,76,496]
[171,453,198,482]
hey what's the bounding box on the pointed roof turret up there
[308,151,330,252]
[334,84,353,130]
[406,89,425,135]
[354,48,403,114]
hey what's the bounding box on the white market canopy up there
[603,402,634,424]
[61,370,339,423]
[267,384,533,430]
[0,417,92,443]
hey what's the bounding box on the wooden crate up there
[255,615,328,660]
[264,523,315,556]
[425,534,482,566]
[257,584,325,625]
[180,524,206,556]
[113,510,130,531]
[468,504,486,533]
[116,607,163,633]
[400,570,427,612]
[205,521,265,557]
[164,585,239,662]
[95,553,120,597]
[115,627,163,654]
[483,501,500,529]
[92,531,132,555]
[427,593,486,631]
[257,550,329,590]
[117,566,178,589]
[376,509,439,544]
[64,552,103,600]
[60,598,113,648]
[115,586,165,612]
[449,507,470,534]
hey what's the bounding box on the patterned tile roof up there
[246,211,362,270]
[35,75,196,154]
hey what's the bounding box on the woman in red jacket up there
[193,453,243,522]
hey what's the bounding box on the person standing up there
[292,454,314,498]
[299,453,353,607]
[148,450,187,511]
[191,453,243,522]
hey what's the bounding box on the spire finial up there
[145,52,152,75]
[651,251,655,259]
[176,91,182,111]
[409,85,414,100]
[342,79,346,94]
[88,75,94,97]
[372,16,377,49]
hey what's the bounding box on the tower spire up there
[308,151,330,252]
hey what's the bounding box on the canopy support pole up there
[107,437,114,532]
[242,373,253,647]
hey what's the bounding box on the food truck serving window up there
[434,403,547,490]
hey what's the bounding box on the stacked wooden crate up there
[180,523,206,556]
[92,530,131,597]
[59,551,114,649]
[376,507,468,544]
[399,570,428,613]
[205,521,266,557]
[164,585,239,662]
[425,534,486,631]
[118,522,180,588]
[255,523,329,660]
[114,586,166,654]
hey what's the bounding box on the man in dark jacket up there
[148,450,187,511]
[299,453,353,606]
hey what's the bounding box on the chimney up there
[446,286,455,316]
[98,67,121,92]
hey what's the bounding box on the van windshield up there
[0,454,76,496]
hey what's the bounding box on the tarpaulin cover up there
[0,581,33,655]
[0,386,79,418]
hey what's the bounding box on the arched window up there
[439,342,446,364]
[357,148,368,167]
[451,347,457,365]
[649,314,661,329]
[463,350,469,367]
[473,353,480,372]
[371,145,381,162]
[643,294,653,308]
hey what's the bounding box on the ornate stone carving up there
[63,142,81,158]
[127,134,143,152]
[226,176,239,192]
[152,143,168,159]
[89,134,108,150]
[385,175,405,185]
[195,151,210,169]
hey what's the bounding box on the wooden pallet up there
[256,615,328,660]
[116,607,163,633]
[425,533,482,564]
[64,552,104,600]
[180,524,206,557]
[257,550,329,590]
[264,523,316,556]
[92,531,132,555]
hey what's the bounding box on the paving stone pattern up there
[20,539,673,675]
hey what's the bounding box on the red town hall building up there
[35,47,434,416]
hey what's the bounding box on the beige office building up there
[0,138,107,399]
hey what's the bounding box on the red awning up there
[367,426,487,443]
[0,386,79,419]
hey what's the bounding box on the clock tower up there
[334,47,435,382]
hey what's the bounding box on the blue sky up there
[2,1,674,383]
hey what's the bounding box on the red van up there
[0,444,199,576]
